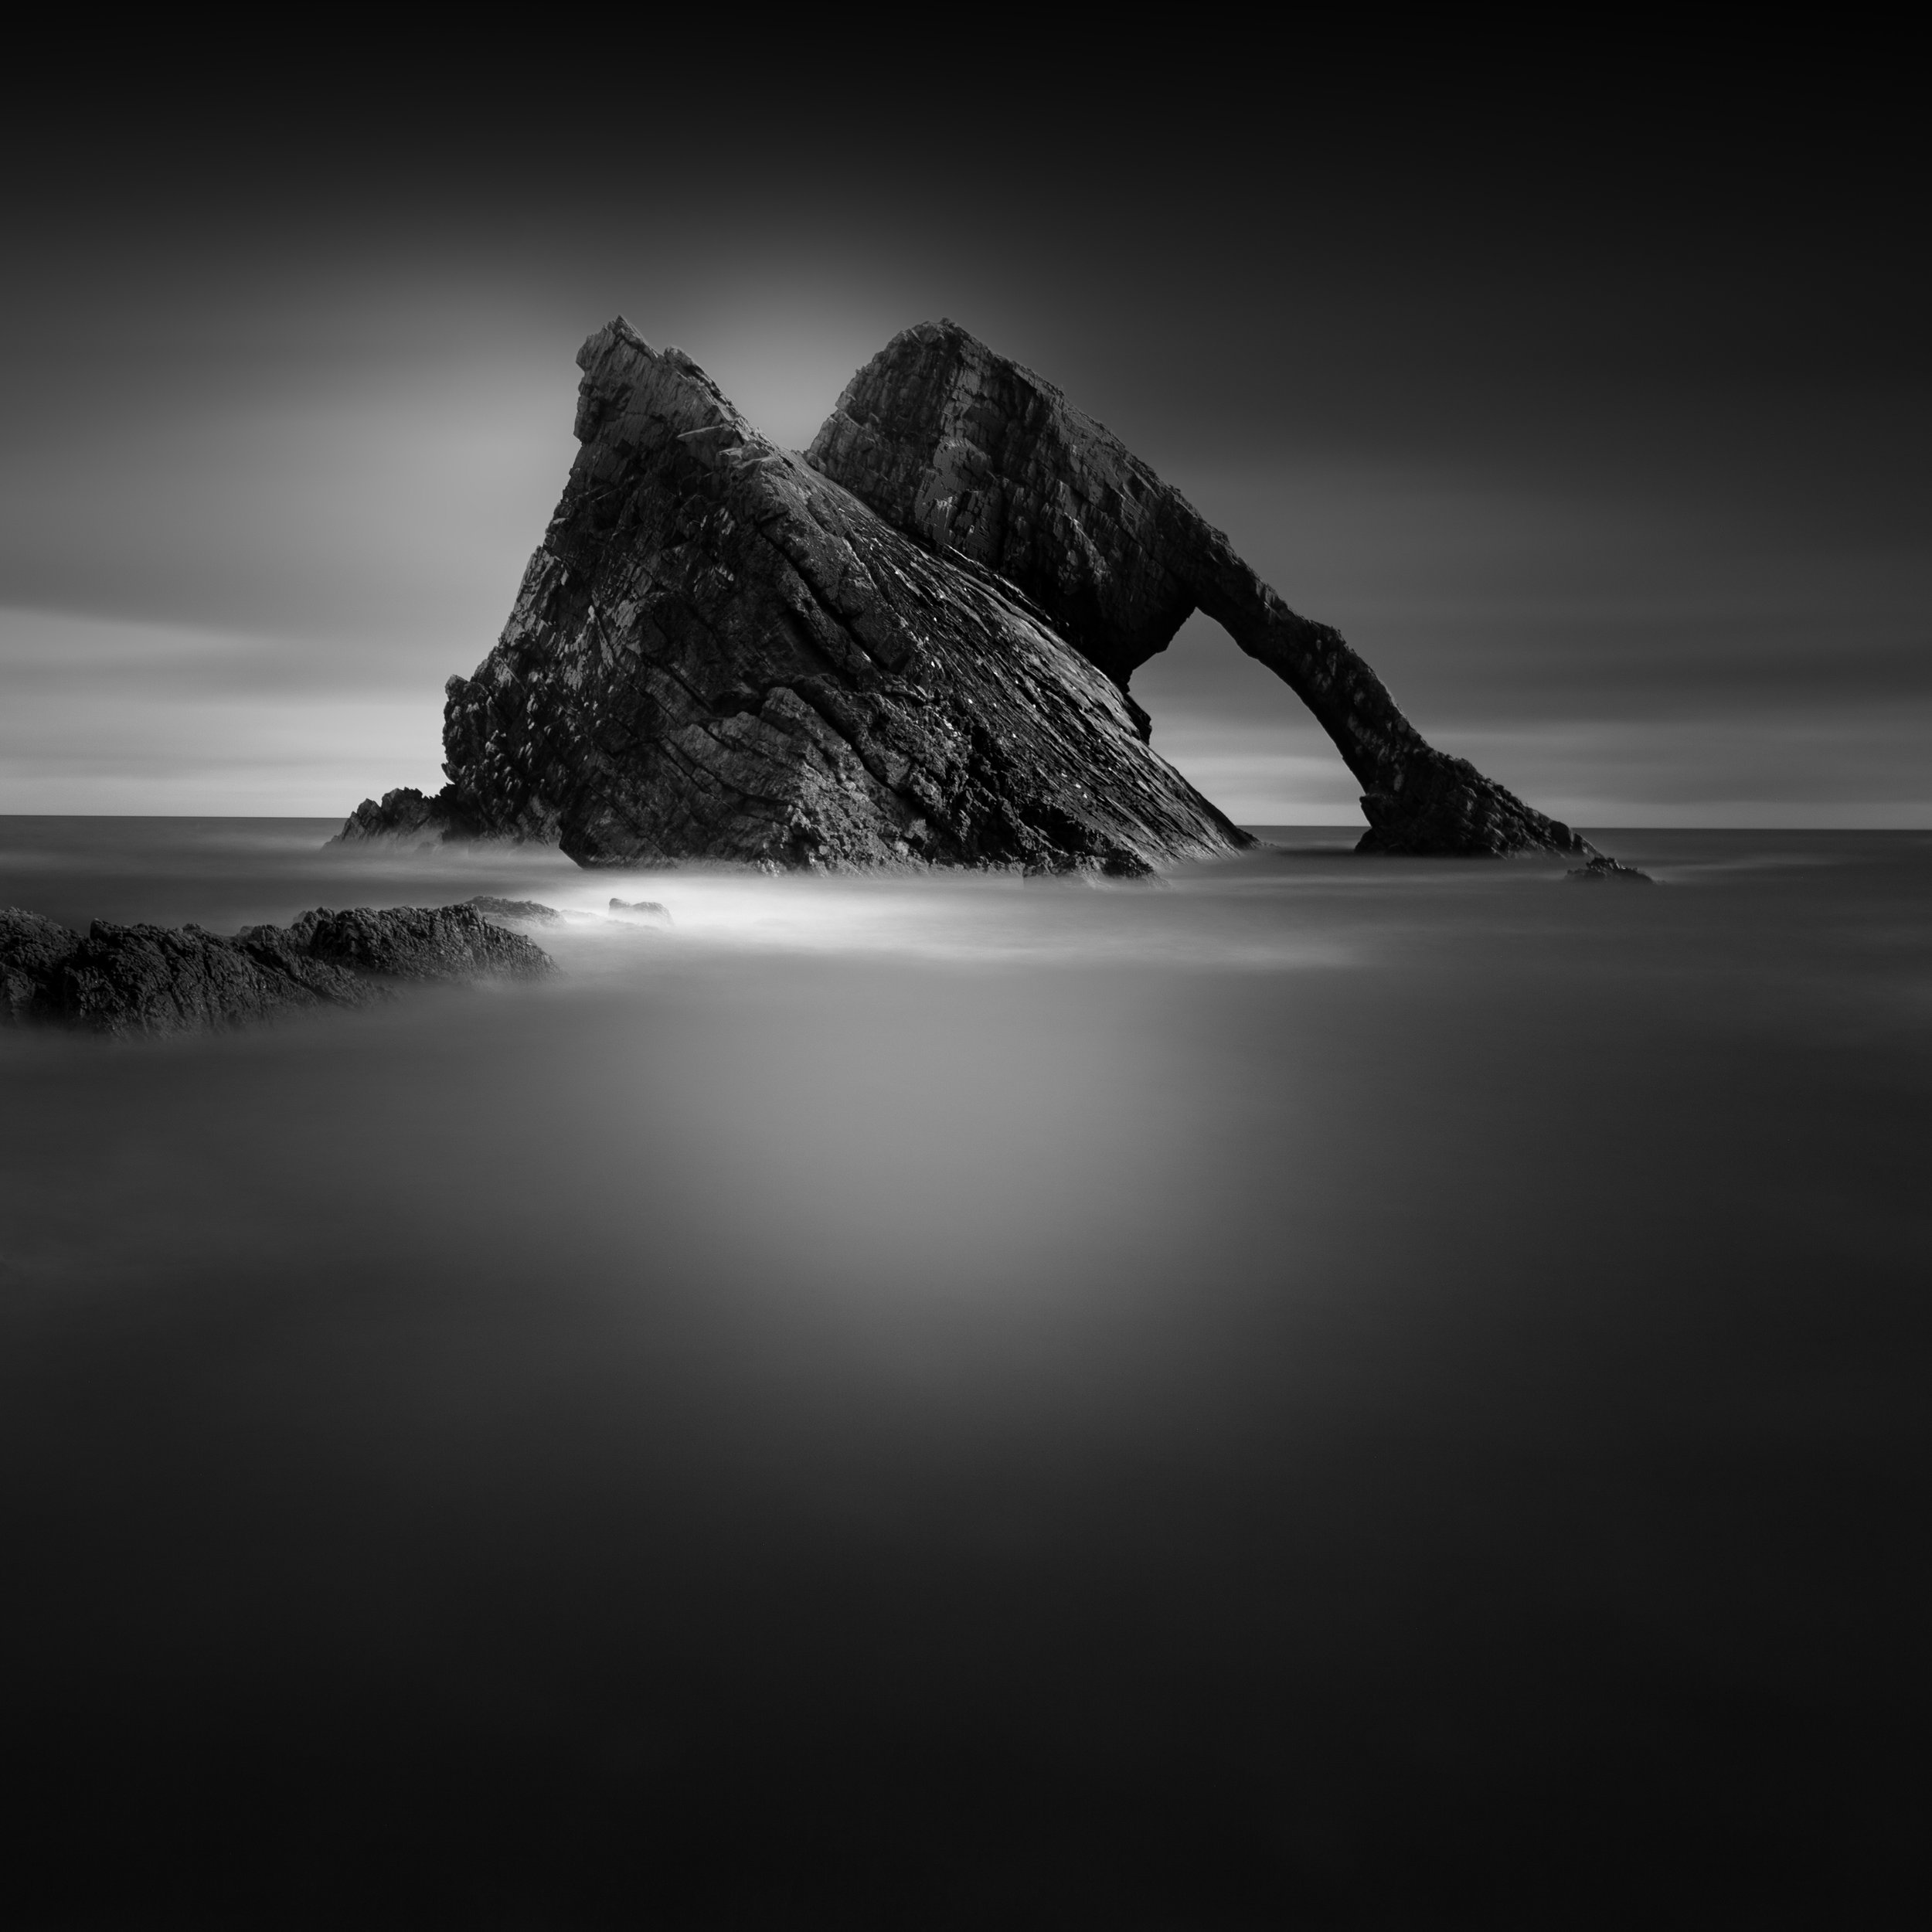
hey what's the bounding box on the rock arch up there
[808,321,1588,858]
[339,319,1604,871]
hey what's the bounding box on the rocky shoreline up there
[2,903,551,1039]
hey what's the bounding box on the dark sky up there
[2,38,1924,822]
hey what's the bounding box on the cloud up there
[0,609,442,814]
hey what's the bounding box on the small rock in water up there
[466,896,563,924]
[609,899,672,926]
[1566,855,1653,883]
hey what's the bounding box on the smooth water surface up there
[2,821,1928,1926]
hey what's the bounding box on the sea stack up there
[340,319,1594,868]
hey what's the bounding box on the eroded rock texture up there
[465,896,563,924]
[336,787,488,847]
[0,904,549,1039]
[808,321,1592,859]
[365,321,1244,874]
[1,909,80,1023]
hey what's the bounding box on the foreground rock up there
[341,318,1607,868]
[1,905,550,1039]
[1,910,83,1026]
[465,895,563,924]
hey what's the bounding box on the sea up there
[2,818,1927,1927]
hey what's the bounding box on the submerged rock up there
[465,896,563,924]
[339,318,1609,869]
[608,899,672,925]
[1566,855,1654,883]
[809,321,1594,860]
[1,904,550,1039]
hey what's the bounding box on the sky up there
[2,39,1924,825]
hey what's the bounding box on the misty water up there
[2,818,1928,1925]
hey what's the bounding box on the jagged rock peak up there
[808,319,1594,860]
[335,786,488,847]
[344,318,1246,875]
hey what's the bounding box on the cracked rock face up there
[347,321,1246,875]
[808,321,1594,859]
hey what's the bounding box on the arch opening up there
[1127,613,1367,834]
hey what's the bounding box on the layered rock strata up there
[808,321,1592,859]
[342,321,1245,875]
[1,904,549,1039]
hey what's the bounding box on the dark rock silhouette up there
[335,787,488,847]
[349,321,1244,875]
[1,909,80,1022]
[340,318,1600,867]
[1566,855,1653,882]
[466,896,563,923]
[1,904,550,1039]
[809,321,1592,859]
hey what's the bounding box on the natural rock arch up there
[808,321,1586,857]
[338,318,1600,869]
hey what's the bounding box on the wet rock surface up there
[1,904,550,1039]
[1,909,82,1023]
[808,321,1596,860]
